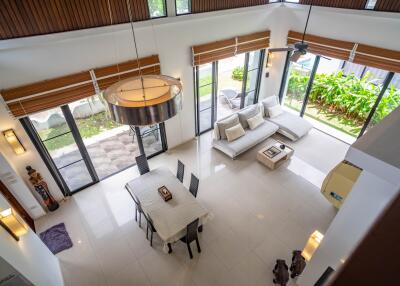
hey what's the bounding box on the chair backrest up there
[136,154,150,175]
[186,218,199,243]
[145,213,155,230]
[189,174,199,198]
[177,160,185,183]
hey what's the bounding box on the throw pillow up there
[216,113,240,140]
[262,95,279,117]
[225,124,245,142]
[247,112,264,130]
[238,104,259,129]
[267,104,283,118]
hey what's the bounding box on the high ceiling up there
[0,0,398,40]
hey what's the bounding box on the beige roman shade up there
[192,30,270,66]
[287,31,400,73]
[1,55,160,118]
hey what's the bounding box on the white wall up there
[0,3,399,219]
[298,99,400,285]
[0,194,64,286]
[298,170,399,285]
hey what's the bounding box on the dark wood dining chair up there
[136,154,150,175]
[145,213,157,246]
[177,160,185,183]
[189,174,199,198]
[180,218,201,259]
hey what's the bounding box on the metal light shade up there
[104,75,183,126]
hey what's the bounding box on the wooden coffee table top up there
[257,139,294,169]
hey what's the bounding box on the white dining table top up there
[125,167,211,244]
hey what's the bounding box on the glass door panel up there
[305,57,386,143]
[139,124,164,157]
[283,53,316,114]
[29,107,95,192]
[69,95,138,180]
[217,54,245,118]
[197,63,215,134]
[366,73,400,131]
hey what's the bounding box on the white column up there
[166,0,176,17]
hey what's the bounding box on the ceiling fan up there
[269,4,313,62]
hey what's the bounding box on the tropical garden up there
[285,70,400,137]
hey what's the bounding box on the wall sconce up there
[302,230,324,261]
[0,208,28,241]
[3,129,26,155]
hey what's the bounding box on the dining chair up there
[136,154,150,175]
[189,174,199,198]
[177,160,185,183]
[180,218,201,259]
[132,193,144,227]
[145,213,157,247]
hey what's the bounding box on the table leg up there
[198,225,203,233]
[168,243,172,253]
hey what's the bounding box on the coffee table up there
[257,139,294,170]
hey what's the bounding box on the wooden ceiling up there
[191,0,269,13]
[0,0,150,40]
[299,0,367,10]
[375,0,400,12]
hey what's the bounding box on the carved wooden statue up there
[273,259,289,286]
[26,166,59,212]
[290,250,307,278]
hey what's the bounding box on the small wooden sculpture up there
[26,166,59,212]
[290,250,307,278]
[273,259,289,286]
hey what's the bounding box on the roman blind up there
[287,31,400,73]
[192,30,270,66]
[287,31,354,60]
[1,55,160,118]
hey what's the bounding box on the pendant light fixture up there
[104,0,182,126]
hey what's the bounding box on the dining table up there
[125,167,212,253]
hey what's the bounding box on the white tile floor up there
[35,129,349,286]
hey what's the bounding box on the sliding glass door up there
[26,107,97,193]
[280,51,400,144]
[195,49,265,135]
[22,98,168,195]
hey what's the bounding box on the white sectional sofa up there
[212,96,313,159]
[262,96,313,141]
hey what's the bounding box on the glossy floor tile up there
[35,129,349,286]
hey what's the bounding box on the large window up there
[148,0,167,18]
[195,50,265,135]
[280,51,399,143]
[22,97,167,195]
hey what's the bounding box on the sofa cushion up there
[216,113,240,140]
[247,112,264,130]
[225,124,246,142]
[266,111,312,141]
[262,96,279,117]
[238,104,259,129]
[212,121,279,158]
[267,104,283,118]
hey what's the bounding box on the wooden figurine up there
[290,250,307,278]
[26,166,59,212]
[273,259,289,286]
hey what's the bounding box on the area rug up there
[39,223,73,254]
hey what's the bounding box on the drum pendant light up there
[103,0,182,126]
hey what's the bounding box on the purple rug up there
[39,223,73,254]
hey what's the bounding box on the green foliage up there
[287,70,400,124]
[232,66,244,81]
[147,0,166,17]
[198,75,212,97]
